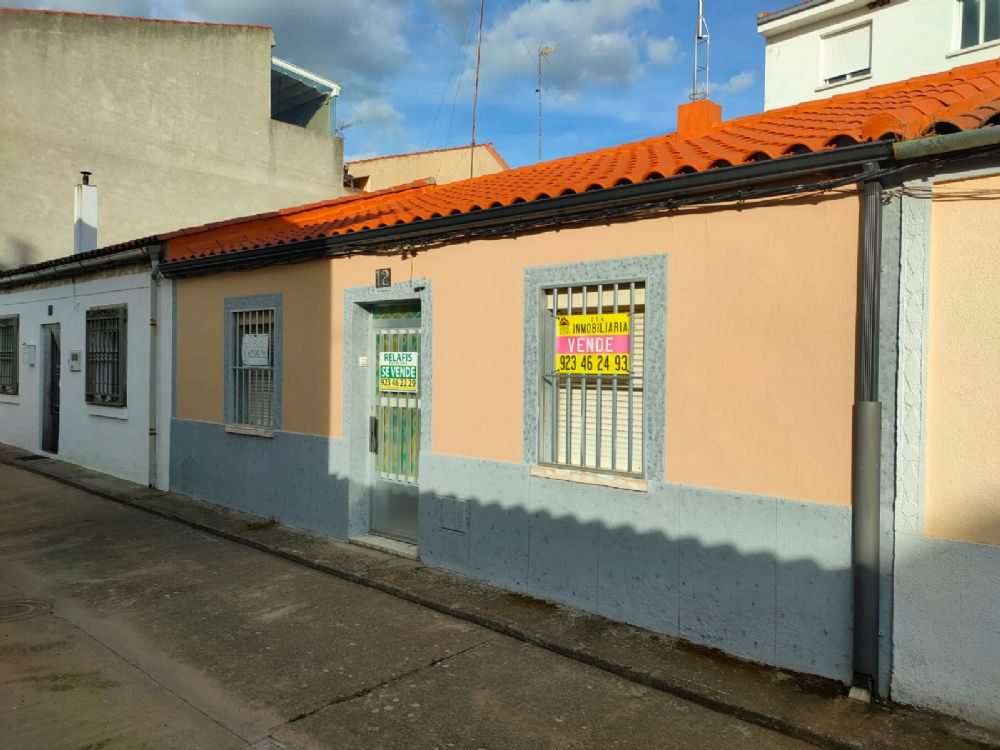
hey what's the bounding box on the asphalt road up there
[0,463,817,749]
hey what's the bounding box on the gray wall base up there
[420,452,853,683]
[171,418,349,540]
[892,532,1000,730]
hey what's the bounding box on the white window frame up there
[819,22,872,88]
[0,315,18,396]
[955,0,1000,50]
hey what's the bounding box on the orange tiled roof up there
[166,58,1000,263]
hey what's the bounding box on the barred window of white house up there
[539,282,644,476]
[231,308,275,429]
[0,315,18,395]
[959,0,1000,49]
[86,305,127,406]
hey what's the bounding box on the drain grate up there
[16,455,50,462]
[0,600,52,622]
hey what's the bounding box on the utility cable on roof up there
[425,0,480,150]
[496,0,589,155]
[444,4,483,148]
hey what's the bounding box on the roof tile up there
[156,57,1000,263]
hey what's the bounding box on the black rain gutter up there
[160,140,893,278]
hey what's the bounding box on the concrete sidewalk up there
[1,444,997,750]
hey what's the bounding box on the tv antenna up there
[536,45,555,162]
[335,119,362,135]
[690,0,710,101]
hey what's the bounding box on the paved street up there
[0,463,816,749]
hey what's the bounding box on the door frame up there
[40,323,61,454]
[369,307,422,542]
[342,280,433,543]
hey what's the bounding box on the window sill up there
[530,464,648,492]
[225,424,275,438]
[88,405,128,420]
[0,395,20,405]
[815,73,871,94]
[946,38,1000,59]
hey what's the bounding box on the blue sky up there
[8,0,798,166]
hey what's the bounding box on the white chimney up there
[74,171,97,254]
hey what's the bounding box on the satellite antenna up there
[690,0,710,101]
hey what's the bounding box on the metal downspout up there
[852,161,883,699]
[148,245,161,489]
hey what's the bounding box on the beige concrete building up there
[345,144,508,192]
[0,8,346,269]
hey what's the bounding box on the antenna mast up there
[536,45,554,162]
[690,0,710,101]
[470,0,486,178]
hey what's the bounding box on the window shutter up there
[822,24,871,82]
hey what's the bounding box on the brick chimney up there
[676,99,722,139]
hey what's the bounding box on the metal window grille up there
[85,305,127,406]
[0,315,18,395]
[540,282,645,476]
[232,308,275,429]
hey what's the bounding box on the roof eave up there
[162,139,894,278]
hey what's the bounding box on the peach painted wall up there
[175,263,333,437]
[925,174,1000,546]
[175,191,860,505]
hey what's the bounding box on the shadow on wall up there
[169,426,855,686]
[1,237,40,271]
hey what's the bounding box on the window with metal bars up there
[85,305,127,406]
[539,282,645,476]
[231,308,275,429]
[0,315,18,395]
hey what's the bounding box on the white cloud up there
[711,70,756,95]
[344,97,412,154]
[460,0,670,96]
[645,34,679,65]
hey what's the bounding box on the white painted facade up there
[0,263,171,489]
[759,0,1000,110]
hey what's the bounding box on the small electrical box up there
[358,355,369,367]
[21,344,36,367]
[68,350,82,372]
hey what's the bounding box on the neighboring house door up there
[41,324,60,453]
[369,304,421,542]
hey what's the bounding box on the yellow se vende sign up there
[555,313,631,375]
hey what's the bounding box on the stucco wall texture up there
[925,174,1000,546]
[347,145,508,192]
[0,10,345,269]
[174,191,860,506]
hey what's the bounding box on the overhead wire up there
[425,1,481,150]
[495,0,589,155]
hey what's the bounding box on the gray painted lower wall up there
[170,416,853,683]
[171,418,349,540]
[420,452,853,683]
[892,532,1000,730]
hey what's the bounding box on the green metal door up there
[370,304,421,542]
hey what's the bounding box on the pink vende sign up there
[556,335,630,354]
